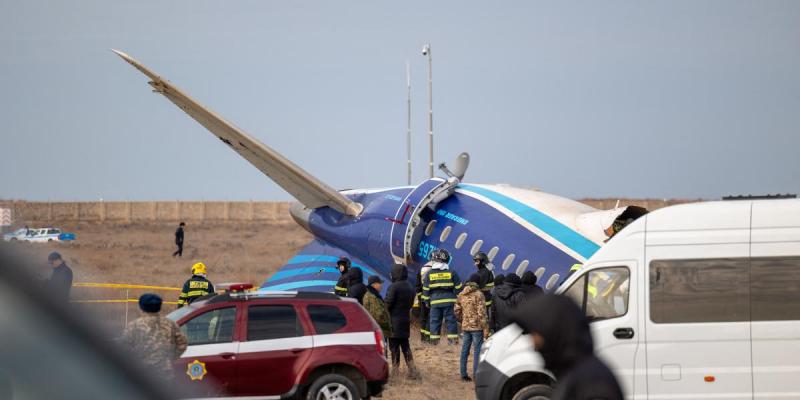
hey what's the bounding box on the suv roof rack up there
[228,289,341,301]
[722,194,797,200]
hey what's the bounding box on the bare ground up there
[5,221,477,400]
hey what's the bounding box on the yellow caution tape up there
[71,299,179,305]
[73,282,180,291]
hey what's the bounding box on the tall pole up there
[423,44,433,178]
[406,61,412,185]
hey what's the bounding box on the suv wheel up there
[306,373,359,400]
[511,384,552,400]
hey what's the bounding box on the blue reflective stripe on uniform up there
[458,184,600,259]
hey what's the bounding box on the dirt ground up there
[5,221,478,400]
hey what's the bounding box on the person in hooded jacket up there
[415,262,433,343]
[454,273,489,381]
[334,257,351,297]
[385,264,420,378]
[347,267,367,304]
[490,273,526,332]
[510,295,623,400]
[520,271,544,298]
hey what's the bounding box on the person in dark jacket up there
[177,262,215,308]
[334,257,351,297]
[472,252,495,308]
[47,252,73,301]
[172,222,185,257]
[490,274,526,332]
[520,271,544,298]
[415,262,433,343]
[493,274,505,291]
[385,263,419,378]
[347,267,367,304]
[510,295,623,400]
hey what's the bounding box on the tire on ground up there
[511,383,552,400]
[306,373,361,400]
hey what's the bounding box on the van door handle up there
[613,327,634,339]
[220,352,236,359]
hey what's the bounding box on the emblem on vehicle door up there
[186,360,207,381]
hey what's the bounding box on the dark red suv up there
[167,285,388,399]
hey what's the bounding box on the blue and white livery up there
[114,50,646,293]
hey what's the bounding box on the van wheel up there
[306,373,359,400]
[511,384,552,400]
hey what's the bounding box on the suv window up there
[307,305,347,334]
[247,305,303,341]
[649,258,749,323]
[181,307,236,345]
[564,267,630,321]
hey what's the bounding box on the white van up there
[476,198,800,400]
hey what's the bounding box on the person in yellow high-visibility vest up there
[177,262,215,308]
[422,249,462,345]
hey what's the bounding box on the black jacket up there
[347,268,367,304]
[48,263,73,301]
[476,264,495,305]
[175,227,184,245]
[334,264,350,297]
[490,276,526,332]
[178,275,215,308]
[385,264,415,338]
[511,295,623,400]
[520,271,544,298]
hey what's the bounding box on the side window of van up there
[751,257,800,321]
[564,267,630,321]
[649,258,749,323]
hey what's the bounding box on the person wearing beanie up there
[363,275,393,338]
[177,262,215,308]
[490,273,526,332]
[520,271,544,298]
[46,252,73,302]
[454,273,489,381]
[509,295,623,400]
[120,294,188,381]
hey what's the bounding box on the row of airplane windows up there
[424,219,561,290]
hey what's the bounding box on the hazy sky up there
[2,1,798,201]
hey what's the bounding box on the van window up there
[649,258,749,324]
[751,257,800,321]
[564,267,630,321]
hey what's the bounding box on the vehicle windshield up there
[165,302,204,322]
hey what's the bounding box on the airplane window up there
[515,260,530,276]
[455,233,468,249]
[425,220,437,236]
[439,226,452,243]
[534,267,546,280]
[470,239,483,256]
[488,246,500,262]
[501,254,516,270]
[545,274,561,290]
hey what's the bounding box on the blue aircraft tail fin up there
[261,239,385,292]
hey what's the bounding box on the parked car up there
[476,198,800,400]
[4,227,76,242]
[167,284,389,399]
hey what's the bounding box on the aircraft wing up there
[112,49,363,217]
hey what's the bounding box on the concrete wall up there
[0,201,294,224]
[0,198,694,225]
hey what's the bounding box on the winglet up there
[113,50,364,217]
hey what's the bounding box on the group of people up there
[333,248,546,383]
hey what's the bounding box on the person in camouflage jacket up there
[363,275,393,338]
[454,274,489,381]
[120,294,188,380]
